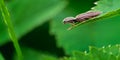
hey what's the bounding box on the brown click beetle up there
[63,11,101,24]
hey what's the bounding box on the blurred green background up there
[1,0,120,60]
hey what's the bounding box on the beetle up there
[63,11,101,24]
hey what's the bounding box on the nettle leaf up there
[50,0,120,55]
[0,53,4,60]
[0,0,67,45]
[62,44,120,60]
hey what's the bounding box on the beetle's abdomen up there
[75,11,101,22]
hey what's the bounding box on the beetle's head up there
[63,17,76,24]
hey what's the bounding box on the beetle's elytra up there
[63,11,101,24]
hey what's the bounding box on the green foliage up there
[62,44,120,60]
[1,0,120,60]
[50,0,120,55]
[50,0,96,55]
[0,53,4,60]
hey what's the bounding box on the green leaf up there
[50,0,120,55]
[89,46,109,60]
[73,52,92,60]
[50,0,99,55]
[0,0,67,45]
[62,44,120,60]
[0,53,4,60]
[14,47,58,60]
[92,0,120,13]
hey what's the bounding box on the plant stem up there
[0,0,23,60]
